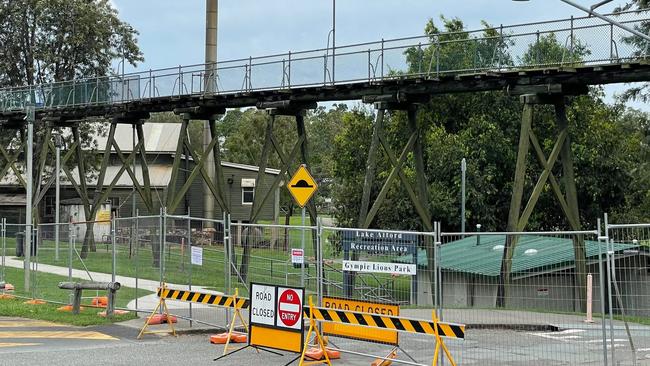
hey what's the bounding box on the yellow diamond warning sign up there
[287,164,318,208]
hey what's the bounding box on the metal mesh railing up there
[1,9,650,112]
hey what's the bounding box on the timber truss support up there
[237,101,318,284]
[350,94,434,303]
[0,128,28,191]
[53,112,154,257]
[497,93,586,311]
[166,106,228,215]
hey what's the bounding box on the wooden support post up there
[0,139,28,189]
[135,121,154,210]
[209,120,229,213]
[364,133,417,228]
[92,122,117,214]
[498,94,586,310]
[498,96,533,308]
[295,113,318,244]
[72,126,96,257]
[166,119,189,208]
[250,114,275,224]
[34,126,52,202]
[72,289,82,315]
[358,108,384,227]
[555,101,586,312]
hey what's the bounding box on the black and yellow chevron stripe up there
[306,307,465,339]
[157,288,250,309]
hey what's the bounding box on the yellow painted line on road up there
[0,331,117,340]
[0,342,41,348]
[0,321,61,328]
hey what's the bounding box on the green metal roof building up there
[395,235,647,314]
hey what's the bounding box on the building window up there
[109,197,120,208]
[242,187,255,205]
[44,196,56,216]
[241,178,256,205]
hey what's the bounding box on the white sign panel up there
[276,287,304,330]
[250,284,276,326]
[191,246,203,266]
[291,249,304,265]
[342,260,417,275]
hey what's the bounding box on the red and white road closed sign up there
[276,287,303,330]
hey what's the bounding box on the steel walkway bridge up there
[0,9,649,120]
[1,10,649,312]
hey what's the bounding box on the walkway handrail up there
[1,8,649,112]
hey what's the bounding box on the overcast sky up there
[112,0,647,110]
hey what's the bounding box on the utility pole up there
[203,0,218,225]
[461,158,466,234]
[54,134,63,261]
[24,105,35,290]
[332,0,336,84]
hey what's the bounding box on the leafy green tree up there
[615,1,650,101]
[520,32,590,66]
[0,0,143,257]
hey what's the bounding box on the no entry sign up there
[277,287,303,330]
[248,283,305,354]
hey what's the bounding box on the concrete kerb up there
[6,253,646,341]
[2,257,224,331]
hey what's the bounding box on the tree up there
[328,15,650,308]
[0,0,143,258]
[616,1,650,101]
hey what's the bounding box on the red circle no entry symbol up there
[278,289,301,327]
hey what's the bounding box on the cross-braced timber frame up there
[236,101,319,284]
[166,107,228,215]
[497,93,587,311]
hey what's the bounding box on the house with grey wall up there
[0,123,281,226]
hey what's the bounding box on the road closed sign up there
[250,283,276,326]
[277,287,303,330]
[248,283,305,354]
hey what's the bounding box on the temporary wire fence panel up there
[229,222,316,298]
[319,226,430,306]
[3,212,649,365]
[318,226,440,365]
[607,222,650,365]
[438,230,606,365]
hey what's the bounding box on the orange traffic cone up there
[91,296,108,308]
[24,299,46,305]
[147,313,177,325]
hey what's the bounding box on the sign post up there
[287,164,318,288]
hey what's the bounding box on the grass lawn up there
[0,267,142,325]
[3,216,411,303]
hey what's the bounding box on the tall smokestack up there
[203,0,217,224]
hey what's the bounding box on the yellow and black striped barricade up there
[138,285,250,340]
[304,305,465,366]
[157,287,250,309]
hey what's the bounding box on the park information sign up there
[343,230,418,255]
[249,283,305,353]
[342,260,416,275]
[342,229,419,301]
[342,229,418,275]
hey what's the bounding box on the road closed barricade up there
[307,300,465,366]
[138,285,250,345]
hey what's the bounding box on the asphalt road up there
[2,317,650,365]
